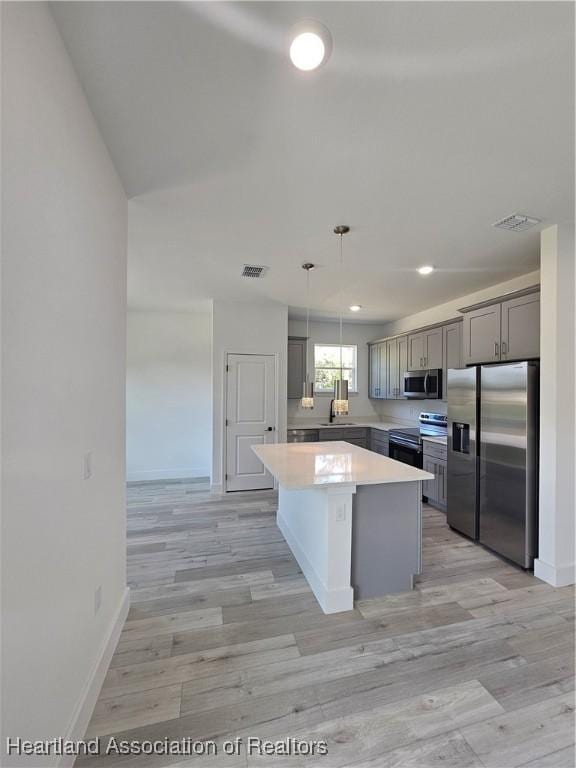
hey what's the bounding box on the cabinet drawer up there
[319,429,344,441]
[423,440,447,461]
[344,438,367,449]
[288,429,318,443]
[342,428,367,439]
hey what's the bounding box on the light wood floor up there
[79,481,575,768]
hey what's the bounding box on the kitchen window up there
[314,344,358,393]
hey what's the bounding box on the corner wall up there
[127,310,212,481]
[1,4,128,763]
[211,300,288,490]
[535,223,575,586]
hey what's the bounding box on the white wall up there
[212,300,288,490]
[1,4,127,764]
[535,223,575,587]
[371,270,540,424]
[287,319,388,422]
[127,311,212,481]
[381,270,540,337]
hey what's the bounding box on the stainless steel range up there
[389,412,448,469]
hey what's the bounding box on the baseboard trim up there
[534,558,575,587]
[210,483,224,495]
[127,468,210,482]
[277,512,353,614]
[59,587,130,767]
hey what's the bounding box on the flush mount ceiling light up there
[289,21,332,71]
[418,265,435,276]
[349,305,362,312]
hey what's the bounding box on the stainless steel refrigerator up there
[447,361,539,568]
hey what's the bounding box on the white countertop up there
[253,441,433,491]
[287,421,410,432]
[422,435,448,445]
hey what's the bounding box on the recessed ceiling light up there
[349,305,362,312]
[290,33,325,70]
[289,22,332,72]
[418,265,435,276]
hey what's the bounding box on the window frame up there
[313,343,358,394]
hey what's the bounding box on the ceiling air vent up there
[241,264,268,278]
[493,213,541,232]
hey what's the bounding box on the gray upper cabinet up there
[462,305,502,365]
[386,338,399,398]
[398,336,408,392]
[369,342,385,399]
[442,321,462,400]
[287,337,307,399]
[408,329,442,370]
[501,293,540,361]
[407,333,426,371]
[424,327,443,369]
[462,290,540,365]
[387,335,408,398]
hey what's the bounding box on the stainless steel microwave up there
[403,369,442,399]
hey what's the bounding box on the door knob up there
[266,427,274,431]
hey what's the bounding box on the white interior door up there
[225,353,276,491]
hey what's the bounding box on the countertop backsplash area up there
[288,398,447,429]
[371,398,447,425]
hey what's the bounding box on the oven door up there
[389,439,423,469]
[403,370,442,399]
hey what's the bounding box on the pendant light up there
[301,262,315,409]
[333,225,350,415]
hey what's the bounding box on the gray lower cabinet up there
[370,429,389,456]
[287,427,381,453]
[287,337,307,399]
[319,427,368,449]
[287,429,318,443]
[423,441,447,510]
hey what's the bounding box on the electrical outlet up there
[336,505,346,522]
[94,585,102,615]
[83,451,93,480]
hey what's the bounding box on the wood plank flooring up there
[79,480,575,768]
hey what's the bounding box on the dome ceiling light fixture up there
[289,21,332,72]
[349,305,362,312]
[418,265,435,276]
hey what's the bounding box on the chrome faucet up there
[329,399,336,423]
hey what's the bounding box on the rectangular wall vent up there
[241,264,268,278]
[493,213,541,232]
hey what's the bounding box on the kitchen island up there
[252,441,433,613]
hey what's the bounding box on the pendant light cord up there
[339,233,343,378]
[306,268,310,384]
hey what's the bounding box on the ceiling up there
[52,1,574,322]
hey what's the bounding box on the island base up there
[277,482,422,614]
